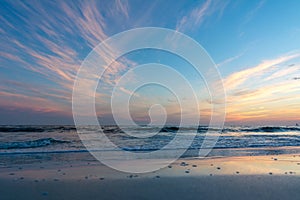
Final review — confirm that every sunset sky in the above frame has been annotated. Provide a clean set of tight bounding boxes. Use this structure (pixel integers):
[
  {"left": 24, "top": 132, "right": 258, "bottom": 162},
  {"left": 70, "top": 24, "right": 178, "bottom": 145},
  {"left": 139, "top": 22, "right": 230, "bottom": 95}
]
[{"left": 1, "top": 0, "right": 300, "bottom": 125}]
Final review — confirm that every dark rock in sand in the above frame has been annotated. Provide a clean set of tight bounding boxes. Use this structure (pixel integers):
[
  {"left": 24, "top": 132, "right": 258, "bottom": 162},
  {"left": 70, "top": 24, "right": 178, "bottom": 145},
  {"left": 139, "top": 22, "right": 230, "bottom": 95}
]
[
  {"left": 42, "top": 192, "right": 48, "bottom": 196},
  {"left": 180, "top": 162, "right": 188, "bottom": 166}
]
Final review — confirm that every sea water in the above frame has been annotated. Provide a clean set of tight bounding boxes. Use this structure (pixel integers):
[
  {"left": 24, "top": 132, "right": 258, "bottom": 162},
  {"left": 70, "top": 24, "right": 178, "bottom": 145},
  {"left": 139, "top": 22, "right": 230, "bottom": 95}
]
[{"left": 1, "top": 125, "right": 300, "bottom": 165}]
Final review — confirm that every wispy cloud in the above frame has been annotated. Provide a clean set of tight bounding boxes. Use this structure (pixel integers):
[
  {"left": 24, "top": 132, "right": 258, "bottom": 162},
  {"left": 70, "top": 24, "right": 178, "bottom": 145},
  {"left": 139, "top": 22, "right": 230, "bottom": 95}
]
[
  {"left": 0, "top": 91, "right": 70, "bottom": 115},
  {"left": 265, "top": 64, "right": 300, "bottom": 81},
  {"left": 0, "top": 0, "right": 132, "bottom": 120},
  {"left": 217, "top": 51, "right": 245, "bottom": 67},
  {"left": 114, "top": 0, "right": 130, "bottom": 19},
  {"left": 176, "top": 0, "right": 212, "bottom": 32},
  {"left": 175, "top": 0, "right": 229, "bottom": 32},
  {"left": 243, "top": 0, "right": 266, "bottom": 25},
  {"left": 224, "top": 52, "right": 300, "bottom": 123},
  {"left": 238, "top": 0, "right": 266, "bottom": 38},
  {"left": 224, "top": 52, "right": 300, "bottom": 91}
]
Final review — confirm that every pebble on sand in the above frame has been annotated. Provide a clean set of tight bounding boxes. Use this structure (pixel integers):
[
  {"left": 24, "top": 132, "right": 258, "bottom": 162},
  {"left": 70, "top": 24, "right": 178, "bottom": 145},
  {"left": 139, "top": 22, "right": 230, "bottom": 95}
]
[
  {"left": 42, "top": 192, "right": 48, "bottom": 196},
  {"left": 192, "top": 165, "right": 197, "bottom": 168},
  {"left": 217, "top": 167, "right": 221, "bottom": 170},
  {"left": 180, "top": 162, "right": 188, "bottom": 166}
]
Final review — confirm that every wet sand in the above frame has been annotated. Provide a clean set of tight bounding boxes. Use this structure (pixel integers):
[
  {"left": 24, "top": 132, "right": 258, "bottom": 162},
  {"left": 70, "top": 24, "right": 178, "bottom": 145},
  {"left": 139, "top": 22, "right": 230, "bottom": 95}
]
[{"left": 1, "top": 154, "right": 300, "bottom": 200}]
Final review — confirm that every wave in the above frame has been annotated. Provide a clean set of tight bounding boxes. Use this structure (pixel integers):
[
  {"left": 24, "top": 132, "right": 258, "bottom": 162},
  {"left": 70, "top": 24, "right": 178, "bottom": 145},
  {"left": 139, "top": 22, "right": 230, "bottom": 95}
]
[
  {"left": 159, "top": 126, "right": 179, "bottom": 133},
  {"left": 239, "top": 126, "right": 300, "bottom": 132},
  {"left": 0, "top": 126, "right": 76, "bottom": 132},
  {"left": 159, "top": 126, "right": 300, "bottom": 133},
  {"left": 0, "top": 138, "right": 70, "bottom": 149},
  {"left": 1, "top": 125, "right": 299, "bottom": 134}
]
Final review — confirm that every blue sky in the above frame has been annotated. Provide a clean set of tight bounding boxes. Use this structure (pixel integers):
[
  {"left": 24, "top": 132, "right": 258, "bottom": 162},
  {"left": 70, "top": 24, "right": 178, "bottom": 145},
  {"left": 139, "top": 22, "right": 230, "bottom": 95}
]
[{"left": 0, "top": 0, "right": 300, "bottom": 125}]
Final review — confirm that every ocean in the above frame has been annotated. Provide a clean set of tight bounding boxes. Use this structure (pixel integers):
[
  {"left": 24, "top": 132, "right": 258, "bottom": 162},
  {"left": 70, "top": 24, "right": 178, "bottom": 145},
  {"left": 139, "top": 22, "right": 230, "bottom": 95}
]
[{"left": 1, "top": 125, "right": 300, "bottom": 166}]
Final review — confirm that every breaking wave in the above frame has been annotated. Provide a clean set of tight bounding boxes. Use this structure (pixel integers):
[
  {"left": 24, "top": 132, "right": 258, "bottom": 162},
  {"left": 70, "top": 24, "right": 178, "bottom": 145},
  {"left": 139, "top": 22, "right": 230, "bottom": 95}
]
[{"left": 0, "top": 138, "right": 70, "bottom": 149}]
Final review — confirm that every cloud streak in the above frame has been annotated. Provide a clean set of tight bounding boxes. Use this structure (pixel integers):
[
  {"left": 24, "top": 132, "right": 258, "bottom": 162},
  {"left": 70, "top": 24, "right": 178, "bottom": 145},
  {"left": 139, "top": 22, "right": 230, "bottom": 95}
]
[
  {"left": 224, "top": 53, "right": 300, "bottom": 91},
  {"left": 224, "top": 52, "right": 300, "bottom": 124},
  {"left": 0, "top": 0, "right": 132, "bottom": 121},
  {"left": 175, "top": 0, "right": 229, "bottom": 32}
]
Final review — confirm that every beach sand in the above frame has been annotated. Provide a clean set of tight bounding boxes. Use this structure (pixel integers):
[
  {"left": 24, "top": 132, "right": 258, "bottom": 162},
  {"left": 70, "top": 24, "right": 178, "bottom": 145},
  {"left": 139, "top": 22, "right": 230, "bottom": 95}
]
[{"left": 1, "top": 153, "right": 300, "bottom": 200}]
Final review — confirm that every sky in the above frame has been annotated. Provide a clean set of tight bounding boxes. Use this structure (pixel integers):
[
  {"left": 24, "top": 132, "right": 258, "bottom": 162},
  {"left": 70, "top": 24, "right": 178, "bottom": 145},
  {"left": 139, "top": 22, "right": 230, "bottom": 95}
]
[{"left": 0, "top": 0, "right": 300, "bottom": 125}]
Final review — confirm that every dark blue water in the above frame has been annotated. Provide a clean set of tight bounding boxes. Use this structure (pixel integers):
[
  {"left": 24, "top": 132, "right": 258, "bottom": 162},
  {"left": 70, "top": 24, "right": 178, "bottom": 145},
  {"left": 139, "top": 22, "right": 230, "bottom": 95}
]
[{"left": 0, "top": 125, "right": 300, "bottom": 157}]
